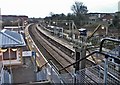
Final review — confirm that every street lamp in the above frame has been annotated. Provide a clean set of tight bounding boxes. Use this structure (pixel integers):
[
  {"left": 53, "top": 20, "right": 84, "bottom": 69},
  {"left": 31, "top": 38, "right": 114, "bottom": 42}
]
[
  {"left": 78, "top": 28, "right": 87, "bottom": 69},
  {"left": 11, "top": 48, "right": 17, "bottom": 51},
  {"left": 0, "top": 48, "right": 7, "bottom": 52},
  {"left": 101, "top": 26, "right": 105, "bottom": 30},
  {"left": 74, "top": 28, "right": 87, "bottom": 71},
  {"left": 65, "top": 22, "right": 68, "bottom": 25},
  {"left": 101, "top": 25, "right": 108, "bottom": 36},
  {"left": 74, "top": 28, "right": 87, "bottom": 84}
]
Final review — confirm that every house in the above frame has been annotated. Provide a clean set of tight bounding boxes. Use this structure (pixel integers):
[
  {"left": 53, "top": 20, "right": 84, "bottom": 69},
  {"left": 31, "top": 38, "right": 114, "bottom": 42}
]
[
  {"left": 0, "top": 29, "right": 26, "bottom": 66},
  {"left": 101, "top": 14, "right": 114, "bottom": 24},
  {"left": 87, "top": 13, "right": 115, "bottom": 24}
]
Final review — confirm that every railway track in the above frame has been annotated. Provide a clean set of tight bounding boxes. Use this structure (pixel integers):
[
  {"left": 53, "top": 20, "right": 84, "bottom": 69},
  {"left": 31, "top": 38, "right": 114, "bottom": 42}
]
[
  {"left": 27, "top": 24, "right": 120, "bottom": 84},
  {"left": 28, "top": 24, "right": 96, "bottom": 73},
  {"left": 36, "top": 26, "right": 75, "bottom": 63},
  {"left": 28, "top": 24, "right": 74, "bottom": 73},
  {"left": 37, "top": 24, "right": 75, "bottom": 58},
  {"left": 36, "top": 24, "right": 97, "bottom": 66}
]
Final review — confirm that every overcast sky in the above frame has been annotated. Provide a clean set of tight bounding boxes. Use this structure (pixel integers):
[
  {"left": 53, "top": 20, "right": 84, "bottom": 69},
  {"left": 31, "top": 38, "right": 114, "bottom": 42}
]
[{"left": 0, "top": 0, "right": 119, "bottom": 18}]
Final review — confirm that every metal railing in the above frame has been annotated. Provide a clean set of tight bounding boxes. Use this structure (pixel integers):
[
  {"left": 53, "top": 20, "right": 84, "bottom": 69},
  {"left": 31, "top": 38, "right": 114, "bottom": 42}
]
[
  {"left": 36, "top": 50, "right": 120, "bottom": 84},
  {"left": 59, "top": 38, "right": 120, "bottom": 85},
  {"left": 99, "top": 38, "right": 120, "bottom": 52},
  {"left": 36, "top": 38, "right": 120, "bottom": 85},
  {"left": 36, "top": 52, "right": 119, "bottom": 84},
  {"left": 36, "top": 60, "right": 65, "bottom": 84},
  {"left": 60, "top": 61, "right": 120, "bottom": 84},
  {"left": 0, "top": 65, "right": 4, "bottom": 84},
  {"left": 0, "top": 66, "right": 12, "bottom": 84}
]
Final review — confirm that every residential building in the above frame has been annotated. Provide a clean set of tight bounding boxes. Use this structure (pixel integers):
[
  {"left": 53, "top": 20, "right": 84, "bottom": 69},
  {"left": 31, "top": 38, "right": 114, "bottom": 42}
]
[
  {"left": 2, "top": 15, "right": 28, "bottom": 28},
  {"left": 101, "top": 14, "right": 114, "bottom": 24},
  {"left": 87, "top": 13, "right": 115, "bottom": 24}
]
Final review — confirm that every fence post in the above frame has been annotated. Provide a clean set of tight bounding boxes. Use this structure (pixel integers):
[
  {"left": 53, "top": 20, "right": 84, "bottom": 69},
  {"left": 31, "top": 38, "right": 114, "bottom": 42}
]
[
  {"left": 32, "top": 51, "right": 37, "bottom": 72},
  {"left": 104, "top": 55, "right": 109, "bottom": 85},
  {"left": 73, "top": 72, "right": 77, "bottom": 85}
]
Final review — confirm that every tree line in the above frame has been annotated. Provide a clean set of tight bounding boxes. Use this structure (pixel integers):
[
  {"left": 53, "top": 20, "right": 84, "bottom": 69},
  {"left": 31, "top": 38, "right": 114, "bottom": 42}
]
[
  {"left": 44, "top": 1, "right": 88, "bottom": 27},
  {"left": 44, "top": 1, "right": 120, "bottom": 30}
]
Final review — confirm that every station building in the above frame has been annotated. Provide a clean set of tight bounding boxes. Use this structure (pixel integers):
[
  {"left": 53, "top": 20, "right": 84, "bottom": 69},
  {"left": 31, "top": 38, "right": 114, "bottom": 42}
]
[{"left": 0, "top": 29, "right": 26, "bottom": 66}]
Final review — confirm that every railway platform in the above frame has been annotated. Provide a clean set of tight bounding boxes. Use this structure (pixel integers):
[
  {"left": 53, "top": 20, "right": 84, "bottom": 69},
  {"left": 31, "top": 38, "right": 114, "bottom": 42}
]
[
  {"left": 11, "top": 32, "right": 36, "bottom": 84},
  {"left": 36, "top": 24, "right": 75, "bottom": 52},
  {"left": 15, "top": 24, "right": 119, "bottom": 85},
  {"left": 11, "top": 30, "right": 49, "bottom": 84},
  {"left": 36, "top": 24, "right": 103, "bottom": 64},
  {"left": 24, "top": 24, "right": 47, "bottom": 68},
  {"left": 12, "top": 57, "right": 36, "bottom": 84}
]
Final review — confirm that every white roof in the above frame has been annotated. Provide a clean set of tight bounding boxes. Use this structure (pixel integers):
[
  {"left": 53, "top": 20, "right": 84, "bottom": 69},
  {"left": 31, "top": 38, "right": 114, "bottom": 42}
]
[{"left": 4, "top": 26, "right": 22, "bottom": 29}]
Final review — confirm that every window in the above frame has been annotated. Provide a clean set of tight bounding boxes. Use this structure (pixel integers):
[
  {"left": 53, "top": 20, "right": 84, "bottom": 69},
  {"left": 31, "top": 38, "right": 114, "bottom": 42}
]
[{"left": 3, "top": 49, "right": 17, "bottom": 60}]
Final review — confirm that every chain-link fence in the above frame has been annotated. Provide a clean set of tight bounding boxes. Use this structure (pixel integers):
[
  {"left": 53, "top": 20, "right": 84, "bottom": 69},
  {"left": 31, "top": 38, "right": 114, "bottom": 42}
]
[{"left": 36, "top": 57, "right": 120, "bottom": 85}]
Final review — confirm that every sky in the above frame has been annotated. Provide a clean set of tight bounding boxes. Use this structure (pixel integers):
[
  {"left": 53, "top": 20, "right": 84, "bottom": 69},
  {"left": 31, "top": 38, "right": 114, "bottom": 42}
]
[{"left": 0, "top": 0, "right": 120, "bottom": 18}]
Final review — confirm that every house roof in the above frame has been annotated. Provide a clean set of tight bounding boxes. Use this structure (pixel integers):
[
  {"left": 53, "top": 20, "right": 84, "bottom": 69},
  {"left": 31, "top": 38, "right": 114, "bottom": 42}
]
[
  {"left": 101, "top": 15, "right": 113, "bottom": 20},
  {"left": 0, "top": 29, "right": 26, "bottom": 48},
  {"left": 4, "top": 26, "right": 20, "bottom": 29}
]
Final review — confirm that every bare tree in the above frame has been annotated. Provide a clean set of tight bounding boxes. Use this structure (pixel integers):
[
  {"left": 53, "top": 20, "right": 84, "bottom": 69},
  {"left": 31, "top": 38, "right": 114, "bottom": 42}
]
[
  {"left": 71, "top": 1, "right": 88, "bottom": 26},
  {"left": 71, "top": 1, "right": 88, "bottom": 16},
  {"left": 49, "top": 12, "right": 54, "bottom": 17}
]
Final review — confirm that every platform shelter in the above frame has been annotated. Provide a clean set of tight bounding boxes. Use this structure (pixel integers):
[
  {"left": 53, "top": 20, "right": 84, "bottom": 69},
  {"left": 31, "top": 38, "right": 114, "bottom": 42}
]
[{"left": 0, "top": 29, "right": 26, "bottom": 66}]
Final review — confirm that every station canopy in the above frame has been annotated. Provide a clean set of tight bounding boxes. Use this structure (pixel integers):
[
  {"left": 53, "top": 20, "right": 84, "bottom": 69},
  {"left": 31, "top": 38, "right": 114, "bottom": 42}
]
[{"left": 0, "top": 29, "right": 26, "bottom": 48}]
